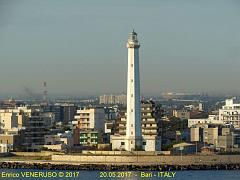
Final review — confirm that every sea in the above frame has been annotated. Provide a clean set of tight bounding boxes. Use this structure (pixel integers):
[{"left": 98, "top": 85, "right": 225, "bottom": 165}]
[{"left": 0, "top": 169, "right": 240, "bottom": 180}]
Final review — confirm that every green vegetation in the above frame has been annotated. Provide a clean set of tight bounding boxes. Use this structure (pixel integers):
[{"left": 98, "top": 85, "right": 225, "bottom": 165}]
[
  {"left": 167, "top": 117, "right": 188, "bottom": 131},
  {"left": 161, "top": 117, "right": 188, "bottom": 150}
]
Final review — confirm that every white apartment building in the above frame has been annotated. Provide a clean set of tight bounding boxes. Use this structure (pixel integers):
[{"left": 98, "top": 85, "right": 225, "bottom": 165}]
[
  {"left": 0, "top": 107, "right": 31, "bottom": 131},
  {"left": 115, "top": 94, "right": 127, "bottom": 105},
  {"left": 188, "top": 115, "right": 222, "bottom": 128},
  {"left": 219, "top": 98, "right": 240, "bottom": 128},
  {"left": 188, "top": 98, "right": 240, "bottom": 129},
  {"left": 73, "top": 107, "right": 105, "bottom": 132},
  {"left": 99, "top": 94, "right": 127, "bottom": 105},
  {"left": 99, "top": 95, "right": 115, "bottom": 104},
  {"left": 0, "top": 111, "right": 18, "bottom": 131}
]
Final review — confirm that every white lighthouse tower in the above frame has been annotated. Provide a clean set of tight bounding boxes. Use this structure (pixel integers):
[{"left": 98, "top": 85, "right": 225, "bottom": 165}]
[{"left": 125, "top": 30, "right": 142, "bottom": 151}]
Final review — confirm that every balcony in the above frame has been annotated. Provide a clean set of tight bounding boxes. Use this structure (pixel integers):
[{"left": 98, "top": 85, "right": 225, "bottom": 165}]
[
  {"left": 119, "top": 132, "right": 126, "bottom": 135},
  {"left": 117, "top": 126, "right": 126, "bottom": 129},
  {"left": 142, "top": 126, "right": 157, "bottom": 130},
  {"left": 79, "top": 121, "right": 90, "bottom": 124},
  {"left": 143, "top": 132, "right": 157, "bottom": 135},
  {"left": 142, "top": 121, "right": 157, "bottom": 124},
  {"left": 79, "top": 136, "right": 87, "bottom": 139},
  {"left": 141, "top": 115, "right": 152, "bottom": 118}
]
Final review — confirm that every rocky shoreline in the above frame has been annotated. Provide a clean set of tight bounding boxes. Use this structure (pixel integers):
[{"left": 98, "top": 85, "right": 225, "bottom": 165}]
[{"left": 0, "top": 162, "right": 240, "bottom": 171}]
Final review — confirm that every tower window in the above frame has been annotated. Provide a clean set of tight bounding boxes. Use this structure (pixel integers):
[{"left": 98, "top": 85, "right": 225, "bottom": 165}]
[{"left": 131, "top": 64, "right": 133, "bottom": 67}]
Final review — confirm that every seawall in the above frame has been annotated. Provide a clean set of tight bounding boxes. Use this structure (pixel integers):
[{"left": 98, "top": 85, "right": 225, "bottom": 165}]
[
  {"left": 52, "top": 154, "right": 240, "bottom": 165},
  {"left": 0, "top": 155, "right": 240, "bottom": 170}
]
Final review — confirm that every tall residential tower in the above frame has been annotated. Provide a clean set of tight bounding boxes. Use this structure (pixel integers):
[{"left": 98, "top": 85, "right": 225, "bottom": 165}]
[{"left": 125, "top": 30, "right": 142, "bottom": 151}]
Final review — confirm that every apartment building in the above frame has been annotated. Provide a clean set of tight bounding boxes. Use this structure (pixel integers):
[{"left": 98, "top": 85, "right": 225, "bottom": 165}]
[
  {"left": 72, "top": 107, "right": 105, "bottom": 146},
  {"left": 73, "top": 107, "right": 105, "bottom": 131},
  {"left": 188, "top": 115, "right": 222, "bottom": 128},
  {"left": 99, "top": 94, "right": 127, "bottom": 105},
  {"left": 172, "top": 109, "right": 191, "bottom": 120},
  {"left": 219, "top": 98, "right": 240, "bottom": 128},
  {"left": 24, "top": 110, "right": 49, "bottom": 151}
]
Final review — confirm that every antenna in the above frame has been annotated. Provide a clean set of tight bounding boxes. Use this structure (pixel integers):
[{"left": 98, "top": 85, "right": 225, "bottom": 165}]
[{"left": 43, "top": 81, "right": 48, "bottom": 103}]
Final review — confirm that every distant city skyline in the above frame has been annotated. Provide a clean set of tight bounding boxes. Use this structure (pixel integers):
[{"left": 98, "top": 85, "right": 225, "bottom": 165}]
[{"left": 1, "top": 0, "right": 240, "bottom": 97}]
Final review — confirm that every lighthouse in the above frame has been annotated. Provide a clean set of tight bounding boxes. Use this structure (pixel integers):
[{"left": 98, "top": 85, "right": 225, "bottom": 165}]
[
  {"left": 110, "top": 31, "right": 161, "bottom": 152},
  {"left": 125, "top": 30, "right": 142, "bottom": 151}
]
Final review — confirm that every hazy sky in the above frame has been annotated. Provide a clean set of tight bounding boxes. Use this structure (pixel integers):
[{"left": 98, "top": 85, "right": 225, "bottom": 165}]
[{"left": 1, "top": 0, "right": 240, "bottom": 96}]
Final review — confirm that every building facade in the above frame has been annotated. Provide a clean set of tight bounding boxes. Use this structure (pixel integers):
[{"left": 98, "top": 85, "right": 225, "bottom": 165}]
[
  {"left": 99, "top": 94, "right": 127, "bottom": 105},
  {"left": 73, "top": 107, "right": 105, "bottom": 131},
  {"left": 173, "top": 109, "right": 191, "bottom": 120},
  {"left": 190, "top": 125, "right": 218, "bottom": 146},
  {"left": 24, "top": 110, "right": 49, "bottom": 151},
  {"left": 0, "top": 134, "right": 21, "bottom": 152},
  {"left": 79, "top": 131, "right": 99, "bottom": 146},
  {"left": 72, "top": 107, "right": 105, "bottom": 146},
  {"left": 188, "top": 115, "right": 222, "bottom": 128},
  {"left": 219, "top": 98, "right": 240, "bottom": 128},
  {"left": 48, "top": 103, "right": 77, "bottom": 124},
  {"left": 111, "top": 101, "right": 162, "bottom": 151}
]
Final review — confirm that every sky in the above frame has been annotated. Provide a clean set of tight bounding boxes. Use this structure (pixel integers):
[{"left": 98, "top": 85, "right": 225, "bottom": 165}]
[{"left": 0, "top": 0, "right": 240, "bottom": 97}]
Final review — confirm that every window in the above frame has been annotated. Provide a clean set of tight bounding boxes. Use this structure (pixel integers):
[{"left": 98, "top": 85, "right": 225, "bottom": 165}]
[
  {"left": 121, "top": 142, "right": 125, "bottom": 145},
  {"left": 143, "top": 142, "right": 146, "bottom": 145}
]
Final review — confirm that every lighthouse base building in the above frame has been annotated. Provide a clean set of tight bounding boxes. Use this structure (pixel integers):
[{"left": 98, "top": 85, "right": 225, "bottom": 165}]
[
  {"left": 111, "top": 100, "right": 162, "bottom": 151},
  {"left": 111, "top": 134, "right": 161, "bottom": 152}
]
